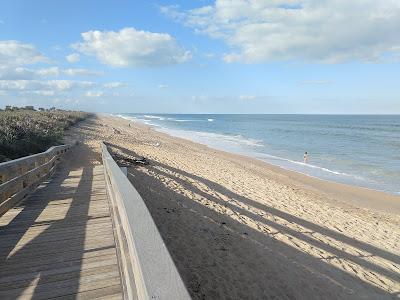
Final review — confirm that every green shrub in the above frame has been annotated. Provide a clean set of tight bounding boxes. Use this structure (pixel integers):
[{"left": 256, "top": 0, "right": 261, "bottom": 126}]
[{"left": 0, "top": 110, "right": 91, "bottom": 162}]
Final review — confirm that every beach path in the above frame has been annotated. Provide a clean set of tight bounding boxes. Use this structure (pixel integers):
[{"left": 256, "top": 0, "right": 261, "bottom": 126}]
[{"left": 0, "top": 143, "right": 124, "bottom": 299}]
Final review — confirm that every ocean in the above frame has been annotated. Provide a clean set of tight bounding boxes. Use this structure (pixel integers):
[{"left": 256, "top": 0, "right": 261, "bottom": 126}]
[{"left": 117, "top": 114, "right": 400, "bottom": 195}]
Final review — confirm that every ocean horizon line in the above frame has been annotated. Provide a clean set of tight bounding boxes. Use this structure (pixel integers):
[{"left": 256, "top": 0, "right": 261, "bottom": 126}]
[{"left": 110, "top": 112, "right": 400, "bottom": 116}]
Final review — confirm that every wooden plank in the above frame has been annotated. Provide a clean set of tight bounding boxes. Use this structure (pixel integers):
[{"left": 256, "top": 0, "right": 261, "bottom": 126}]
[
  {"left": 95, "top": 293, "right": 124, "bottom": 300},
  {"left": 3, "top": 200, "right": 110, "bottom": 214},
  {"left": 24, "top": 196, "right": 109, "bottom": 207},
  {"left": 7, "top": 207, "right": 109, "bottom": 220},
  {"left": 0, "top": 206, "right": 110, "bottom": 230},
  {"left": 0, "top": 257, "right": 119, "bottom": 285},
  {"left": 0, "top": 216, "right": 111, "bottom": 235},
  {"left": 0, "top": 253, "right": 118, "bottom": 278},
  {"left": 17, "top": 197, "right": 109, "bottom": 207},
  {"left": 0, "top": 229, "right": 114, "bottom": 248},
  {"left": 0, "top": 248, "right": 117, "bottom": 278},
  {"left": 0, "top": 239, "right": 116, "bottom": 262},
  {"left": 25, "top": 192, "right": 108, "bottom": 202},
  {"left": 0, "top": 203, "right": 111, "bottom": 219},
  {"left": 0, "top": 218, "right": 112, "bottom": 237},
  {"left": 1, "top": 222, "right": 113, "bottom": 242},
  {"left": 0, "top": 213, "right": 111, "bottom": 228},
  {"left": 0, "top": 226, "right": 114, "bottom": 250},
  {"left": 1, "top": 276, "right": 122, "bottom": 299},
  {"left": 0, "top": 264, "right": 119, "bottom": 291},
  {"left": 0, "top": 246, "right": 116, "bottom": 270},
  {"left": 31, "top": 184, "right": 108, "bottom": 193},
  {"left": 0, "top": 272, "right": 121, "bottom": 298},
  {"left": 26, "top": 190, "right": 108, "bottom": 199},
  {"left": 56, "top": 284, "right": 123, "bottom": 300},
  {"left": 3, "top": 199, "right": 109, "bottom": 216},
  {"left": 0, "top": 231, "right": 115, "bottom": 255},
  {"left": 0, "top": 214, "right": 111, "bottom": 229}
]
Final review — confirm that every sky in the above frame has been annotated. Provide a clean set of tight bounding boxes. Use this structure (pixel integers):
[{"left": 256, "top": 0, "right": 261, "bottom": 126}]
[{"left": 0, "top": 0, "right": 399, "bottom": 114}]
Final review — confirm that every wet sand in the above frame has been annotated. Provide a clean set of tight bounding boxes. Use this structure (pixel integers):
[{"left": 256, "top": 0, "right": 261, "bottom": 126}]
[{"left": 67, "top": 114, "right": 400, "bottom": 299}]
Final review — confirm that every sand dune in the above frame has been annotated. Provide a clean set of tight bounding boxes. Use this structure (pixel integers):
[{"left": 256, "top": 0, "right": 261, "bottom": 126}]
[{"left": 66, "top": 115, "right": 400, "bottom": 299}]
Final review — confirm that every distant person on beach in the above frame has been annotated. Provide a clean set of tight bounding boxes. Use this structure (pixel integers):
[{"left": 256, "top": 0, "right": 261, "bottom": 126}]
[
  {"left": 304, "top": 152, "right": 308, "bottom": 163},
  {"left": 128, "top": 123, "right": 131, "bottom": 127}
]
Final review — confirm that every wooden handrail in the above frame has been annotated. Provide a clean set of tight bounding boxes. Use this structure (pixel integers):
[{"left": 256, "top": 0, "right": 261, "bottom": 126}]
[
  {"left": 0, "top": 144, "right": 72, "bottom": 216},
  {"left": 101, "top": 142, "right": 190, "bottom": 300}
]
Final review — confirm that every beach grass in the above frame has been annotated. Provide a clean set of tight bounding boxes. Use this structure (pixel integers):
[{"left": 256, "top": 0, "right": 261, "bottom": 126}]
[{"left": 0, "top": 109, "right": 91, "bottom": 162}]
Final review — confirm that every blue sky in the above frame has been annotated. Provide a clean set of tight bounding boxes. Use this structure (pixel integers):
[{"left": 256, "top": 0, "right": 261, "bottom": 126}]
[{"left": 0, "top": 0, "right": 399, "bottom": 113}]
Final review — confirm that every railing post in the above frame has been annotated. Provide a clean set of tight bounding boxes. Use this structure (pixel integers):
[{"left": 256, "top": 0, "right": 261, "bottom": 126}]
[{"left": 0, "top": 144, "right": 72, "bottom": 217}]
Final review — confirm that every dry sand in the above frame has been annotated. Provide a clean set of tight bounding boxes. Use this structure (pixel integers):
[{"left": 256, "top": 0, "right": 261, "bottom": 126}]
[{"left": 66, "top": 114, "right": 400, "bottom": 299}]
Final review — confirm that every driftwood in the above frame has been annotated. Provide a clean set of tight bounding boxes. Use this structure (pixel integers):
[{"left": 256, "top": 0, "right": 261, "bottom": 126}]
[
  {"left": 111, "top": 152, "right": 149, "bottom": 167},
  {"left": 103, "top": 142, "right": 150, "bottom": 167}
]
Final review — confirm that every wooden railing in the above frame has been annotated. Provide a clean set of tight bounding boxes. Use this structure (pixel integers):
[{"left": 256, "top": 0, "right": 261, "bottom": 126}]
[
  {"left": 0, "top": 145, "right": 71, "bottom": 216},
  {"left": 101, "top": 142, "right": 190, "bottom": 300}
]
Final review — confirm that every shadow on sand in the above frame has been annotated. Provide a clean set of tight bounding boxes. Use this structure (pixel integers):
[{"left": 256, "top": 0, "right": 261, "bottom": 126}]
[{"left": 109, "top": 143, "right": 398, "bottom": 300}]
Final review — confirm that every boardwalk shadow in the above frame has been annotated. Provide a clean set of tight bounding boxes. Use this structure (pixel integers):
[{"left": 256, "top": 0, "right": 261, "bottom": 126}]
[
  {"left": 0, "top": 144, "right": 96, "bottom": 299},
  {"left": 108, "top": 143, "right": 398, "bottom": 299}
]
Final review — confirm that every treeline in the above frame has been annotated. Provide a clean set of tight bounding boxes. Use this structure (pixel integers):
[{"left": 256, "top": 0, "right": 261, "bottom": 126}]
[{"left": 0, "top": 108, "right": 91, "bottom": 162}]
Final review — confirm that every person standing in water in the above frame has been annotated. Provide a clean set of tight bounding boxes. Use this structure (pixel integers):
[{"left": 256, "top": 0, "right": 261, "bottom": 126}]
[{"left": 303, "top": 152, "right": 308, "bottom": 163}]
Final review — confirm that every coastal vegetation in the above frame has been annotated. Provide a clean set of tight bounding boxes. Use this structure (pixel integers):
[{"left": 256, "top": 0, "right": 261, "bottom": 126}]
[{"left": 0, "top": 107, "right": 90, "bottom": 162}]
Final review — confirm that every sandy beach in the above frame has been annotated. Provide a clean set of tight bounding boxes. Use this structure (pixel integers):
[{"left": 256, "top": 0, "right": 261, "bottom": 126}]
[{"left": 66, "top": 114, "right": 400, "bottom": 299}]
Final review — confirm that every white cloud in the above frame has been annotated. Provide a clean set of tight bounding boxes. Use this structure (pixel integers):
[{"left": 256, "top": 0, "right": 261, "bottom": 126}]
[
  {"left": 63, "top": 68, "right": 102, "bottom": 76},
  {"left": 26, "top": 90, "right": 56, "bottom": 96},
  {"left": 239, "top": 95, "right": 256, "bottom": 100},
  {"left": 0, "top": 67, "right": 34, "bottom": 80},
  {"left": 104, "top": 82, "right": 123, "bottom": 89},
  {"left": 0, "top": 66, "right": 101, "bottom": 79},
  {"left": 0, "top": 80, "right": 95, "bottom": 92},
  {"left": 66, "top": 53, "right": 80, "bottom": 63},
  {"left": 162, "top": 1, "right": 400, "bottom": 63},
  {"left": 158, "top": 84, "right": 168, "bottom": 89},
  {"left": 73, "top": 27, "right": 191, "bottom": 67},
  {"left": 85, "top": 90, "right": 104, "bottom": 97},
  {"left": 36, "top": 67, "right": 60, "bottom": 77},
  {"left": 48, "top": 80, "right": 74, "bottom": 91},
  {"left": 0, "top": 80, "right": 42, "bottom": 91},
  {"left": 0, "top": 40, "right": 48, "bottom": 66},
  {"left": 37, "top": 90, "right": 55, "bottom": 96}
]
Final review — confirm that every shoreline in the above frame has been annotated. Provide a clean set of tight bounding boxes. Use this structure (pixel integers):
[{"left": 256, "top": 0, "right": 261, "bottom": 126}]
[
  {"left": 114, "top": 113, "right": 399, "bottom": 197},
  {"left": 68, "top": 114, "right": 400, "bottom": 298},
  {"left": 111, "top": 113, "right": 400, "bottom": 215}
]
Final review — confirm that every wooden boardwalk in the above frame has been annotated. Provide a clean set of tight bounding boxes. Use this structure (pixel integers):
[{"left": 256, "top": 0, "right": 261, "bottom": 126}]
[{"left": 0, "top": 155, "right": 123, "bottom": 299}]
